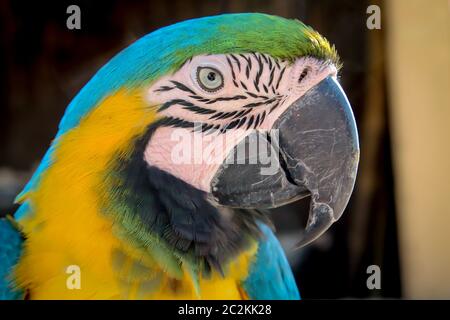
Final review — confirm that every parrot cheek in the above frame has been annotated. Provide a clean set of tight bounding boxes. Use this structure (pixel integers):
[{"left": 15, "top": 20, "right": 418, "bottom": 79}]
[{"left": 143, "top": 126, "right": 253, "bottom": 193}]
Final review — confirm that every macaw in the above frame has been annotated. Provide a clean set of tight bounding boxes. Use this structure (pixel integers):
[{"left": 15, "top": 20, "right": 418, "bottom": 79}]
[{"left": 0, "top": 13, "right": 359, "bottom": 300}]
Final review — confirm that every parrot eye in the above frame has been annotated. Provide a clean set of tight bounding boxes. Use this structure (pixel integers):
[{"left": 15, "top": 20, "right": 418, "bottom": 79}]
[{"left": 196, "top": 66, "right": 224, "bottom": 92}]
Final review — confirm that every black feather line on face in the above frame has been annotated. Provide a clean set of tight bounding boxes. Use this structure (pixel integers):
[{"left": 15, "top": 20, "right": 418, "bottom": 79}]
[
  {"left": 271, "top": 86, "right": 276, "bottom": 95},
  {"left": 275, "top": 66, "right": 286, "bottom": 90},
  {"left": 226, "top": 56, "right": 236, "bottom": 82},
  {"left": 268, "top": 67, "right": 275, "bottom": 88},
  {"left": 209, "top": 112, "right": 224, "bottom": 120},
  {"left": 230, "top": 54, "right": 241, "bottom": 72},
  {"left": 106, "top": 121, "right": 269, "bottom": 274},
  {"left": 246, "top": 115, "right": 255, "bottom": 129},
  {"left": 221, "top": 118, "right": 241, "bottom": 132},
  {"left": 183, "top": 105, "right": 216, "bottom": 115},
  {"left": 246, "top": 91, "right": 258, "bottom": 98},
  {"left": 231, "top": 109, "right": 249, "bottom": 120},
  {"left": 275, "top": 59, "right": 281, "bottom": 70},
  {"left": 239, "top": 54, "right": 252, "bottom": 79},
  {"left": 216, "top": 111, "right": 238, "bottom": 120},
  {"left": 159, "top": 99, "right": 193, "bottom": 112},
  {"left": 205, "top": 95, "right": 247, "bottom": 104},
  {"left": 260, "top": 110, "right": 267, "bottom": 124},
  {"left": 253, "top": 80, "right": 260, "bottom": 93},
  {"left": 236, "top": 116, "right": 247, "bottom": 129},
  {"left": 243, "top": 97, "right": 277, "bottom": 109},
  {"left": 254, "top": 53, "right": 263, "bottom": 92},
  {"left": 254, "top": 113, "right": 261, "bottom": 128},
  {"left": 154, "top": 85, "right": 174, "bottom": 93},
  {"left": 170, "top": 80, "right": 196, "bottom": 95},
  {"left": 160, "top": 116, "right": 196, "bottom": 128},
  {"left": 261, "top": 53, "right": 269, "bottom": 64},
  {"left": 269, "top": 101, "right": 280, "bottom": 114}
]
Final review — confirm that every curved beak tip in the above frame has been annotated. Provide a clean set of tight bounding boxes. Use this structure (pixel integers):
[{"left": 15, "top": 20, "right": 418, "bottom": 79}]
[
  {"left": 294, "top": 202, "right": 335, "bottom": 249},
  {"left": 276, "top": 76, "right": 359, "bottom": 249}
]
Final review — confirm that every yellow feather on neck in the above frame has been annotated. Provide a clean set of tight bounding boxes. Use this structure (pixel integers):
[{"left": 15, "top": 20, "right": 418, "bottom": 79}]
[{"left": 14, "top": 88, "right": 256, "bottom": 299}]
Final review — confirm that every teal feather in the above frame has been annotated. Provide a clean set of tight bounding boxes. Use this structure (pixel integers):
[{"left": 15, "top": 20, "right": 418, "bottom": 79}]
[
  {"left": 243, "top": 223, "right": 300, "bottom": 300},
  {"left": 0, "top": 218, "right": 24, "bottom": 300}
]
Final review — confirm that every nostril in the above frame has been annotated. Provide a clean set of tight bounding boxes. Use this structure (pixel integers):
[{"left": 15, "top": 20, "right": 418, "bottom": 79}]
[{"left": 298, "top": 67, "right": 311, "bottom": 83}]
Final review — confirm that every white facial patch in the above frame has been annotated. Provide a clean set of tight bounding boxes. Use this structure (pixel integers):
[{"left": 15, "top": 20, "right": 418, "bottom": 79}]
[{"left": 143, "top": 53, "right": 337, "bottom": 192}]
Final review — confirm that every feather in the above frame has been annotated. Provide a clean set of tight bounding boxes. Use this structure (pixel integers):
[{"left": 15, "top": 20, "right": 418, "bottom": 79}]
[
  {"left": 242, "top": 223, "right": 300, "bottom": 300},
  {"left": 0, "top": 217, "right": 25, "bottom": 300}
]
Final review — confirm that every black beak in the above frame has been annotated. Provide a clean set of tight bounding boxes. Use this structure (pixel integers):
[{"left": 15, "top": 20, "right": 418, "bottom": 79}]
[{"left": 211, "top": 76, "right": 359, "bottom": 247}]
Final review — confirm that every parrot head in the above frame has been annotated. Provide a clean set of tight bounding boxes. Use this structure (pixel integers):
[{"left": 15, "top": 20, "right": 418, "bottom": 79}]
[
  {"left": 18, "top": 13, "right": 359, "bottom": 273},
  {"left": 138, "top": 14, "right": 359, "bottom": 248},
  {"left": 147, "top": 53, "right": 359, "bottom": 249}
]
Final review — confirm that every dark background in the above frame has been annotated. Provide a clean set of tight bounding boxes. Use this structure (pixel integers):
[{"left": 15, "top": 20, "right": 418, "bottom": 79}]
[{"left": 0, "top": 0, "right": 400, "bottom": 298}]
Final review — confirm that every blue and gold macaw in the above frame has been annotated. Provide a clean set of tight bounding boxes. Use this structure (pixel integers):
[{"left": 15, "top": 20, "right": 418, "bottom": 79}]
[{"left": 0, "top": 13, "right": 359, "bottom": 300}]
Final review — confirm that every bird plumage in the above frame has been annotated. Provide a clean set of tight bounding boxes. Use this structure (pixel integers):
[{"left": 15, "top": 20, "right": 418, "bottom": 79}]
[
  {"left": 1, "top": 13, "right": 347, "bottom": 299},
  {"left": 0, "top": 218, "right": 24, "bottom": 299}
]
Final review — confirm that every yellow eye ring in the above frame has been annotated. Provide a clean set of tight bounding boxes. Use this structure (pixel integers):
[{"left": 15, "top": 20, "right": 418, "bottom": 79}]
[{"left": 196, "top": 66, "right": 224, "bottom": 92}]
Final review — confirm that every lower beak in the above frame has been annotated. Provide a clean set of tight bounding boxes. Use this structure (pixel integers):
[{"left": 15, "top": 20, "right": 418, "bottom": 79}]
[{"left": 211, "top": 76, "right": 359, "bottom": 247}]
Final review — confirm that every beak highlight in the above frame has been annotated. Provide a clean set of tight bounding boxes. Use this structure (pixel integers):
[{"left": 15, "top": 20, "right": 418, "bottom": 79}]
[{"left": 212, "top": 76, "right": 359, "bottom": 248}]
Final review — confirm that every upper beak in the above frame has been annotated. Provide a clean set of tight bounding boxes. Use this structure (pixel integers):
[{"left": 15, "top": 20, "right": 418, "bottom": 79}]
[
  {"left": 211, "top": 76, "right": 359, "bottom": 248},
  {"left": 273, "top": 76, "right": 359, "bottom": 247}
]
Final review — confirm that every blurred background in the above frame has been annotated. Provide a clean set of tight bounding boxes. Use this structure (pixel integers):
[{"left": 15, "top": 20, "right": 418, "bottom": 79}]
[{"left": 0, "top": 0, "right": 448, "bottom": 299}]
